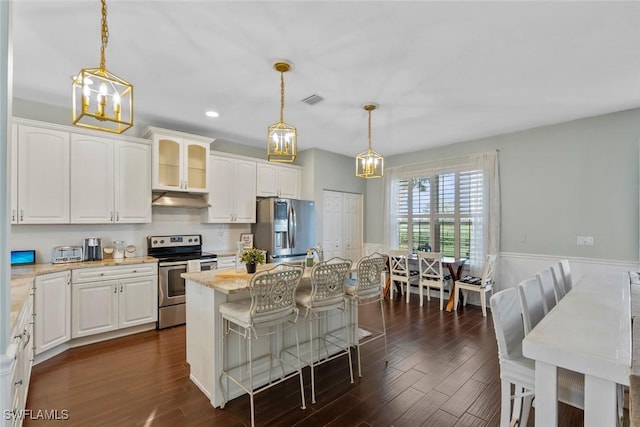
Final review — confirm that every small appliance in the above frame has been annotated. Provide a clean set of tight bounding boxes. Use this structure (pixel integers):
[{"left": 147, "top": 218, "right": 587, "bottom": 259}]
[
  {"left": 11, "top": 250, "right": 36, "bottom": 266},
  {"left": 52, "top": 246, "right": 83, "bottom": 264},
  {"left": 83, "top": 237, "right": 103, "bottom": 261}
]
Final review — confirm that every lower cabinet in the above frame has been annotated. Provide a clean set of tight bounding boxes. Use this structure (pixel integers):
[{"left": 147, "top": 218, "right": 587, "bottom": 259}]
[
  {"left": 7, "top": 292, "right": 34, "bottom": 427},
  {"left": 35, "top": 271, "right": 71, "bottom": 355},
  {"left": 71, "top": 264, "right": 158, "bottom": 339}
]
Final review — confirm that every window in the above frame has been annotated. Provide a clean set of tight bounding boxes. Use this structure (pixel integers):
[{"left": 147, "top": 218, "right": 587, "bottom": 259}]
[{"left": 395, "top": 169, "right": 484, "bottom": 260}]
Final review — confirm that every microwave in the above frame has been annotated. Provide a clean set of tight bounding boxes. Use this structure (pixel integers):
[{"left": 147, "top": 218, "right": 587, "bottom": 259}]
[{"left": 52, "top": 246, "right": 83, "bottom": 264}]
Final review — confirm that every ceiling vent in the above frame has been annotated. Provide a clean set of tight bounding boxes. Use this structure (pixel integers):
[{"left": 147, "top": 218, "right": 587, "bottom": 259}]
[{"left": 301, "top": 94, "right": 324, "bottom": 106}]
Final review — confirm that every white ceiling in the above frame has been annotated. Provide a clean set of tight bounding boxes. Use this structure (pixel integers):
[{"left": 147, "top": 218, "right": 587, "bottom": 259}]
[{"left": 10, "top": 1, "right": 640, "bottom": 157}]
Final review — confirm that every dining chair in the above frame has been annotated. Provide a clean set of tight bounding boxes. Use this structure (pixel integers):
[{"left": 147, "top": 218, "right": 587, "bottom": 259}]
[
  {"left": 388, "top": 250, "right": 419, "bottom": 303},
  {"left": 517, "top": 277, "right": 547, "bottom": 334},
  {"left": 294, "top": 257, "right": 354, "bottom": 404},
  {"left": 345, "top": 252, "right": 388, "bottom": 377},
  {"left": 535, "top": 269, "right": 557, "bottom": 314},
  {"left": 454, "top": 254, "right": 497, "bottom": 317},
  {"left": 490, "top": 288, "right": 584, "bottom": 427},
  {"left": 219, "top": 264, "right": 306, "bottom": 427},
  {"left": 417, "top": 251, "right": 447, "bottom": 309},
  {"left": 550, "top": 263, "right": 567, "bottom": 301},
  {"left": 559, "top": 259, "right": 573, "bottom": 292}
]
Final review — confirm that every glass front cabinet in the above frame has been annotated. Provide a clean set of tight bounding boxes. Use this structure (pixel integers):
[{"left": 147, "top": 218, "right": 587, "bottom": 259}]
[{"left": 145, "top": 126, "right": 213, "bottom": 193}]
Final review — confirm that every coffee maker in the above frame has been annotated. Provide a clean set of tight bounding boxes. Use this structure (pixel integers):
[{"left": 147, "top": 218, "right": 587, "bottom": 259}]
[{"left": 84, "top": 237, "right": 103, "bottom": 261}]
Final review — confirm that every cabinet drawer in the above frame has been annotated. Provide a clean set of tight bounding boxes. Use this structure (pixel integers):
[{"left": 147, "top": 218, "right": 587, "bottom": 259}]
[
  {"left": 72, "top": 263, "right": 158, "bottom": 283},
  {"left": 216, "top": 256, "right": 236, "bottom": 269}
]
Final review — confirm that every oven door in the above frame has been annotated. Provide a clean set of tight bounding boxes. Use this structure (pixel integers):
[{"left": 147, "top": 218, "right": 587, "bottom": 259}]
[{"left": 158, "top": 263, "right": 187, "bottom": 307}]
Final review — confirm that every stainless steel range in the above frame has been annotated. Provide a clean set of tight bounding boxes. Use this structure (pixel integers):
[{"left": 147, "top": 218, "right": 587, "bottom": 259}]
[{"left": 147, "top": 234, "right": 217, "bottom": 329}]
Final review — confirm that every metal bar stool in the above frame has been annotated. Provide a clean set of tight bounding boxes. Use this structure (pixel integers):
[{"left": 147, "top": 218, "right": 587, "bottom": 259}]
[{"left": 219, "top": 264, "right": 306, "bottom": 427}]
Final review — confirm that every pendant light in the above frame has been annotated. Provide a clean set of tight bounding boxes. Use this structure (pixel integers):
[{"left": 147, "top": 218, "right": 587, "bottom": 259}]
[
  {"left": 355, "top": 103, "right": 384, "bottom": 178},
  {"left": 72, "top": 0, "right": 133, "bottom": 134},
  {"left": 267, "top": 60, "right": 297, "bottom": 162}
]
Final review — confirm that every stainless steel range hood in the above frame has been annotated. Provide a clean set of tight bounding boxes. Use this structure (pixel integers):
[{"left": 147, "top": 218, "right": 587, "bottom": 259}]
[{"left": 151, "top": 192, "right": 211, "bottom": 208}]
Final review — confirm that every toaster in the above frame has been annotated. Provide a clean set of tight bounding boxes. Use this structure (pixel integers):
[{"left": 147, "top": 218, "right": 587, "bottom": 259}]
[{"left": 52, "top": 246, "right": 83, "bottom": 264}]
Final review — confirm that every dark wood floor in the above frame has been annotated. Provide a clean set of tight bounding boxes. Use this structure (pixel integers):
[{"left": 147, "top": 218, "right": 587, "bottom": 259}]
[{"left": 25, "top": 292, "right": 591, "bottom": 426}]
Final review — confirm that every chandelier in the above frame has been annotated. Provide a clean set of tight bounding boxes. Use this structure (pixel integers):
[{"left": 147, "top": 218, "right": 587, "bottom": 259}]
[
  {"left": 355, "top": 103, "right": 384, "bottom": 178},
  {"left": 267, "top": 60, "right": 297, "bottom": 162},
  {"left": 72, "top": 0, "right": 133, "bottom": 134}
]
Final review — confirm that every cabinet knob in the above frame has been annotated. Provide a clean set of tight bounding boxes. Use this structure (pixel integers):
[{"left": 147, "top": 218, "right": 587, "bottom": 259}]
[
  {"left": 11, "top": 209, "right": 16, "bottom": 222},
  {"left": 114, "top": 286, "right": 117, "bottom": 294},
  {"left": 116, "top": 212, "right": 119, "bottom": 222},
  {"left": 110, "top": 211, "right": 114, "bottom": 222},
  {"left": 120, "top": 285, "right": 123, "bottom": 292},
  {"left": 20, "top": 210, "right": 24, "bottom": 221}
]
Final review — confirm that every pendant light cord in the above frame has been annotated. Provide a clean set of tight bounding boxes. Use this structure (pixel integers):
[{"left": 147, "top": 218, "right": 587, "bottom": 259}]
[
  {"left": 280, "top": 71, "right": 285, "bottom": 123},
  {"left": 99, "top": 0, "right": 109, "bottom": 71},
  {"left": 368, "top": 109, "right": 372, "bottom": 151}
]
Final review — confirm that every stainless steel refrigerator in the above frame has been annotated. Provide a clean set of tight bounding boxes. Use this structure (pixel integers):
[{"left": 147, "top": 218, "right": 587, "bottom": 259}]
[{"left": 252, "top": 198, "right": 315, "bottom": 263}]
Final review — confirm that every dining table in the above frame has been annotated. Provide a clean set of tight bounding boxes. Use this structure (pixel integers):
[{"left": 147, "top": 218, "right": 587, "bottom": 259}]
[{"left": 522, "top": 271, "right": 631, "bottom": 427}]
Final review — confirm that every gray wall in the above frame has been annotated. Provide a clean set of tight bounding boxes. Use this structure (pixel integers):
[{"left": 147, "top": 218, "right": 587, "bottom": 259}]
[{"left": 367, "top": 108, "right": 640, "bottom": 262}]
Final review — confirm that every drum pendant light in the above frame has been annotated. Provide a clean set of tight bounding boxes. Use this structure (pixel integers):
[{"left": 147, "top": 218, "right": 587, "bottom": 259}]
[
  {"left": 267, "top": 60, "right": 297, "bottom": 162},
  {"left": 72, "top": 0, "right": 133, "bottom": 134},
  {"left": 355, "top": 103, "right": 384, "bottom": 178}
]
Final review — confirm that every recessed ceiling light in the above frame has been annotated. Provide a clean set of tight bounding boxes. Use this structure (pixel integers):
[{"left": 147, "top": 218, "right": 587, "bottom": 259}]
[{"left": 205, "top": 111, "right": 219, "bottom": 118}]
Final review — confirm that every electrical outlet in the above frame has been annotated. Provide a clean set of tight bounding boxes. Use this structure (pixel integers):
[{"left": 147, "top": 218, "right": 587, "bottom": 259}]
[{"left": 576, "top": 236, "right": 594, "bottom": 246}]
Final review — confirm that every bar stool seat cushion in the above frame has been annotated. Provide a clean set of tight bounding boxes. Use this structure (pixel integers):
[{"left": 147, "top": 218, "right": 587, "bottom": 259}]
[
  {"left": 219, "top": 300, "right": 295, "bottom": 327},
  {"left": 295, "top": 288, "right": 343, "bottom": 308}
]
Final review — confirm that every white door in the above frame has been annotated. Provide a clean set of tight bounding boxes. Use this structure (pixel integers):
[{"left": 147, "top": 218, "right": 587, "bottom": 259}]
[
  {"left": 277, "top": 166, "right": 300, "bottom": 199},
  {"left": 115, "top": 140, "right": 152, "bottom": 223},
  {"left": 207, "top": 156, "right": 235, "bottom": 222},
  {"left": 233, "top": 159, "right": 257, "bottom": 222},
  {"left": 323, "top": 190, "right": 344, "bottom": 259},
  {"left": 70, "top": 134, "right": 115, "bottom": 223},
  {"left": 118, "top": 275, "right": 158, "bottom": 328},
  {"left": 35, "top": 271, "right": 71, "bottom": 354},
  {"left": 17, "top": 125, "right": 70, "bottom": 223},
  {"left": 344, "top": 193, "right": 363, "bottom": 262},
  {"left": 72, "top": 280, "right": 119, "bottom": 338}
]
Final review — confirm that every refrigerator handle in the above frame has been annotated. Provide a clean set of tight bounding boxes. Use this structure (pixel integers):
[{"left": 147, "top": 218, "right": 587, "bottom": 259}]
[{"left": 289, "top": 203, "right": 296, "bottom": 248}]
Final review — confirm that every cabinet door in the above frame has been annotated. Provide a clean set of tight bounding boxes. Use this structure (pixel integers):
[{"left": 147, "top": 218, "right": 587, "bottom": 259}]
[
  {"left": 72, "top": 280, "right": 119, "bottom": 338},
  {"left": 277, "top": 167, "right": 300, "bottom": 199},
  {"left": 118, "top": 275, "right": 158, "bottom": 328},
  {"left": 10, "top": 124, "right": 17, "bottom": 224},
  {"left": 115, "top": 141, "right": 152, "bottom": 223},
  {"left": 184, "top": 140, "right": 209, "bottom": 193},
  {"left": 17, "top": 125, "right": 70, "bottom": 223},
  {"left": 234, "top": 159, "right": 257, "bottom": 222},
  {"left": 70, "top": 134, "right": 115, "bottom": 223},
  {"left": 256, "top": 163, "right": 279, "bottom": 197},
  {"left": 207, "top": 156, "right": 235, "bottom": 223},
  {"left": 153, "top": 136, "right": 183, "bottom": 191},
  {"left": 35, "top": 271, "right": 71, "bottom": 354}
]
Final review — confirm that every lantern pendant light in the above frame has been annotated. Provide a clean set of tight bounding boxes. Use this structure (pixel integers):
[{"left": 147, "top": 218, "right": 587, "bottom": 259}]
[
  {"left": 72, "top": 0, "right": 133, "bottom": 134},
  {"left": 267, "top": 60, "right": 297, "bottom": 162},
  {"left": 355, "top": 103, "right": 384, "bottom": 178}
]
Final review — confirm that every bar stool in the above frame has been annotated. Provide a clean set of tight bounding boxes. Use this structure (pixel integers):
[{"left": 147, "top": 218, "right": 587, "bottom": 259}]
[
  {"left": 345, "top": 252, "right": 388, "bottom": 377},
  {"left": 295, "top": 257, "right": 353, "bottom": 404},
  {"left": 219, "top": 264, "right": 306, "bottom": 427}
]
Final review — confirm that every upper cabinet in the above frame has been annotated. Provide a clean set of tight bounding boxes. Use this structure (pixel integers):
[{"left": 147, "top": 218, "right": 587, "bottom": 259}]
[
  {"left": 11, "top": 119, "right": 152, "bottom": 225},
  {"left": 256, "top": 162, "right": 301, "bottom": 199},
  {"left": 15, "top": 124, "right": 70, "bottom": 224},
  {"left": 206, "top": 154, "right": 256, "bottom": 223},
  {"left": 70, "top": 134, "right": 151, "bottom": 223},
  {"left": 145, "top": 126, "right": 214, "bottom": 193}
]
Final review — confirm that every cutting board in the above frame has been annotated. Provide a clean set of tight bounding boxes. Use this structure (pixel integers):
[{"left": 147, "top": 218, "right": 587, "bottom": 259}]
[{"left": 215, "top": 268, "right": 253, "bottom": 280}]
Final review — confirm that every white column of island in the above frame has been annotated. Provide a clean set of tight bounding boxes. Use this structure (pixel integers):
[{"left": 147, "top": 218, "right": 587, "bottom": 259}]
[{"left": 181, "top": 265, "right": 355, "bottom": 408}]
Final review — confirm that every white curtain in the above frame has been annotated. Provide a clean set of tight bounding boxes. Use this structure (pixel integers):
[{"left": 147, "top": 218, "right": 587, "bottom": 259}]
[{"left": 383, "top": 151, "right": 500, "bottom": 276}]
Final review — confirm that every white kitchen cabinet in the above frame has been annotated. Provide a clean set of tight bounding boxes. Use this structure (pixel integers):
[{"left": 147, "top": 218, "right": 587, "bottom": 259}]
[
  {"left": 5, "top": 293, "right": 34, "bottom": 427},
  {"left": 71, "top": 263, "right": 158, "bottom": 338},
  {"left": 256, "top": 162, "right": 301, "bottom": 199},
  {"left": 207, "top": 154, "right": 256, "bottom": 223},
  {"left": 16, "top": 124, "right": 70, "bottom": 223},
  {"left": 70, "top": 135, "right": 151, "bottom": 223},
  {"left": 322, "top": 190, "right": 363, "bottom": 261},
  {"left": 35, "top": 271, "right": 71, "bottom": 355},
  {"left": 145, "top": 126, "right": 214, "bottom": 193},
  {"left": 10, "top": 124, "right": 18, "bottom": 224}
]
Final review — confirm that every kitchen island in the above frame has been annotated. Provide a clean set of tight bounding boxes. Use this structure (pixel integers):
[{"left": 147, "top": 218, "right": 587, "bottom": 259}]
[{"left": 182, "top": 265, "right": 355, "bottom": 408}]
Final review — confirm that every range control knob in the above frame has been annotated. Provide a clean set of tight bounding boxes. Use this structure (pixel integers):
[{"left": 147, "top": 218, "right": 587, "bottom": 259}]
[
  {"left": 188, "top": 238, "right": 192, "bottom": 243},
  {"left": 153, "top": 240, "right": 158, "bottom": 245},
  {"left": 160, "top": 239, "right": 165, "bottom": 244}
]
